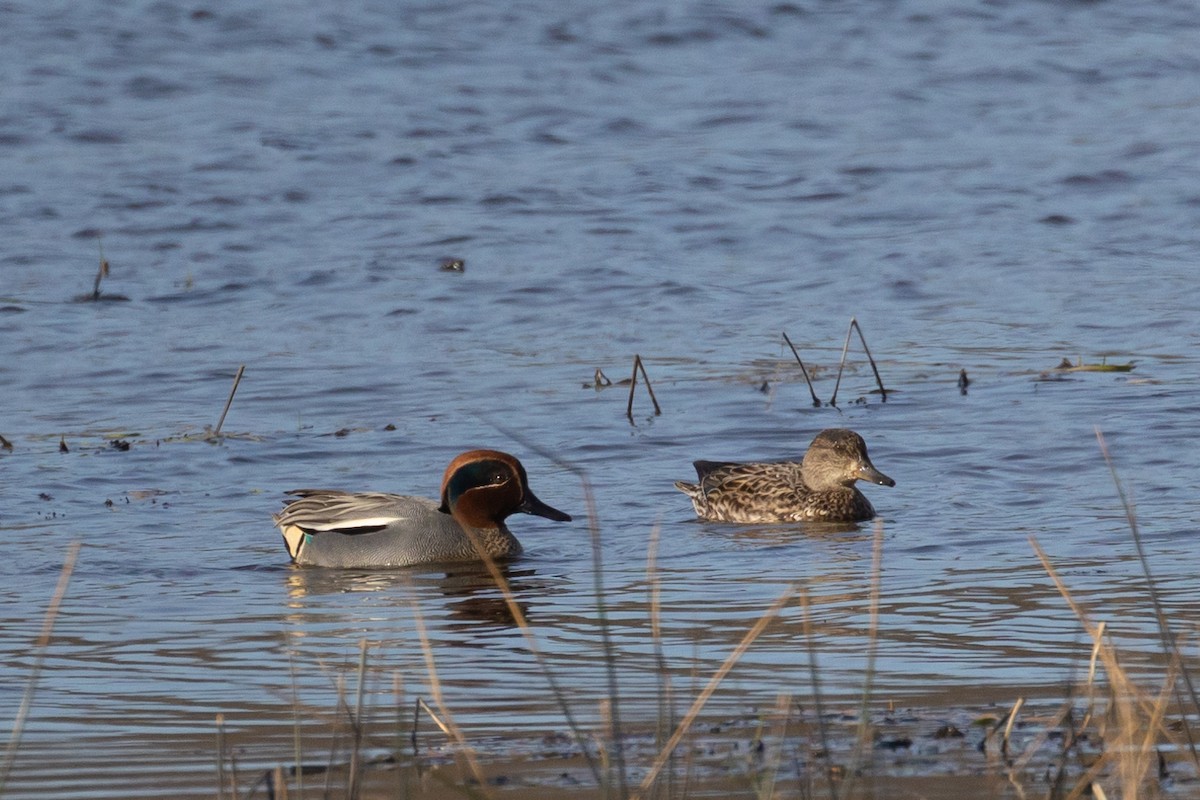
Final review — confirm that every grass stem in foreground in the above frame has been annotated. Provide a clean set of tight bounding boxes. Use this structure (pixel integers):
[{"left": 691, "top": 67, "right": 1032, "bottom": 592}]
[
  {"left": 0, "top": 541, "right": 81, "bottom": 794},
  {"left": 634, "top": 583, "right": 796, "bottom": 798},
  {"left": 1095, "top": 427, "right": 1200, "bottom": 764}
]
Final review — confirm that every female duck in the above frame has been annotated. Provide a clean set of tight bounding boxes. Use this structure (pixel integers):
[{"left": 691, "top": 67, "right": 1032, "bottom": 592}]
[
  {"left": 674, "top": 429, "right": 894, "bottom": 523},
  {"left": 275, "top": 449, "right": 571, "bottom": 567}
]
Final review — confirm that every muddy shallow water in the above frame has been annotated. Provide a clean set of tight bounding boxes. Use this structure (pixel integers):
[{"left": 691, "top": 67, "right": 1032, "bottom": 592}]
[{"left": 3, "top": 1, "right": 1200, "bottom": 797}]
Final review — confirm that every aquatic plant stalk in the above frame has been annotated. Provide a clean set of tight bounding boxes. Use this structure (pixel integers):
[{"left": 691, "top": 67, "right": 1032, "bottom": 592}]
[
  {"left": 625, "top": 354, "right": 662, "bottom": 421},
  {"left": 781, "top": 330, "right": 821, "bottom": 407},
  {"left": 214, "top": 364, "right": 246, "bottom": 436},
  {"left": 0, "top": 541, "right": 81, "bottom": 794},
  {"left": 830, "top": 317, "right": 887, "bottom": 406},
  {"left": 92, "top": 238, "right": 109, "bottom": 300}
]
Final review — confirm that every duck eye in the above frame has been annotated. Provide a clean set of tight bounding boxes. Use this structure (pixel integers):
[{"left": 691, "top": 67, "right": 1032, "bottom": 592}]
[{"left": 490, "top": 471, "right": 508, "bottom": 485}]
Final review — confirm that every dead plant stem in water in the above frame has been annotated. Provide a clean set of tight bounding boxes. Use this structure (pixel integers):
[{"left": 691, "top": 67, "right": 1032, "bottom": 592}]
[
  {"left": 781, "top": 330, "right": 821, "bottom": 407},
  {"left": 0, "top": 541, "right": 81, "bottom": 794},
  {"left": 625, "top": 354, "right": 662, "bottom": 421},
  {"left": 830, "top": 317, "right": 888, "bottom": 406},
  {"left": 213, "top": 364, "right": 246, "bottom": 436}
]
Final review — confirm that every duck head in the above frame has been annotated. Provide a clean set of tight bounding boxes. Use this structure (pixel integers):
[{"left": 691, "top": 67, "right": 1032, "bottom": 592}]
[
  {"left": 801, "top": 429, "right": 895, "bottom": 491},
  {"left": 438, "top": 449, "right": 572, "bottom": 528}
]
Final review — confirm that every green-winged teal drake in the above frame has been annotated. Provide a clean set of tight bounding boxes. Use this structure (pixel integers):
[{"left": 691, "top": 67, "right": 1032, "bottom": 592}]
[
  {"left": 674, "top": 429, "right": 894, "bottom": 523},
  {"left": 275, "top": 449, "right": 571, "bottom": 567}
]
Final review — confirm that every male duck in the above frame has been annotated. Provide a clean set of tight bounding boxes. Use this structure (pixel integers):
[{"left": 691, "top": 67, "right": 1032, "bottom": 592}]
[
  {"left": 274, "top": 449, "right": 571, "bottom": 567},
  {"left": 674, "top": 428, "right": 894, "bottom": 523}
]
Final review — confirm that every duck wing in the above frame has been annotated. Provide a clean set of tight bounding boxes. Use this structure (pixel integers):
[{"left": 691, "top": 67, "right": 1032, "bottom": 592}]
[{"left": 274, "top": 490, "right": 441, "bottom": 534}]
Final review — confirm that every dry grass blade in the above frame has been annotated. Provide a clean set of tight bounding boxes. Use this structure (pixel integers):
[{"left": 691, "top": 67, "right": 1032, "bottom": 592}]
[
  {"left": 287, "top": 649, "right": 305, "bottom": 800},
  {"left": 799, "top": 588, "right": 839, "bottom": 800},
  {"left": 842, "top": 521, "right": 885, "bottom": 798},
  {"left": 634, "top": 583, "right": 796, "bottom": 798},
  {"left": 781, "top": 330, "right": 821, "bottom": 407},
  {"left": 645, "top": 524, "right": 677, "bottom": 800},
  {"left": 1032, "top": 536, "right": 1184, "bottom": 799},
  {"left": 582, "top": 469, "right": 630, "bottom": 799},
  {"left": 0, "top": 541, "right": 81, "bottom": 793},
  {"left": 454, "top": 525, "right": 603, "bottom": 786},
  {"left": 830, "top": 317, "right": 888, "bottom": 406},
  {"left": 347, "top": 639, "right": 368, "bottom": 800},
  {"left": 408, "top": 593, "right": 491, "bottom": 795},
  {"left": 216, "top": 713, "right": 227, "bottom": 800},
  {"left": 1095, "top": 427, "right": 1200, "bottom": 762}
]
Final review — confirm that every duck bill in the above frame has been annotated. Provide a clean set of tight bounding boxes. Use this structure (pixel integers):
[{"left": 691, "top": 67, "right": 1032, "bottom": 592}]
[
  {"left": 858, "top": 463, "right": 896, "bottom": 487},
  {"left": 519, "top": 490, "right": 572, "bottom": 522}
]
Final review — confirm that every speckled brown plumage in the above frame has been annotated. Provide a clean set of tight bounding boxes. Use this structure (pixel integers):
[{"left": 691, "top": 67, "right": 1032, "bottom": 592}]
[{"left": 674, "top": 429, "right": 894, "bottom": 523}]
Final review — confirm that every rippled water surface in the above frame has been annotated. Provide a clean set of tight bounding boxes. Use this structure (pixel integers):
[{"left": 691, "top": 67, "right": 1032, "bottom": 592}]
[{"left": 3, "top": 1, "right": 1200, "bottom": 797}]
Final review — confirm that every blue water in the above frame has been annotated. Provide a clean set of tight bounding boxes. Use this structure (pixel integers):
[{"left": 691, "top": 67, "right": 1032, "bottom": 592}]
[{"left": 3, "top": 1, "right": 1200, "bottom": 796}]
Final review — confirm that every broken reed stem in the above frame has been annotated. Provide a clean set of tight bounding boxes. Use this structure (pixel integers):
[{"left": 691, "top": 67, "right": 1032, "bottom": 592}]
[
  {"left": 586, "top": 474, "right": 629, "bottom": 800},
  {"left": 781, "top": 331, "right": 821, "bottom": 407},
  {"left": 830, "top": 317, "right": 887, "bottom": 406},
  {"left": 635, "top": 583, "right": 796, "bottom": 798},
  {"left": 347, "top": 639, "right": 368, "bottom": 800},
  {"left": 214, "top": 364, "right": 246, "bottom": 436},
  {"left": 799, "top": 589, "right": 839, "bottom": 800},
  {"left": 1032, "top": 537, "right": 1183, "bottom": 798},
  {"left": 408, "top": 595, "right": 490, "bottom": 791},
  {"left": 93, "top": 237, "right": 109, "bottom": 300},
  {"left": 1001, "top": 697, "right": 1024, "bottom": 761},
  {"left": 843, "top": 522, "right": 885, "bottom": 798},
  {"left": 646, "top": 524, "right": 677, "bottom": 799},
  {"left": 216, "top": 713, "right": 227, "bottom": 800},
  {"left": 625, "top": 354, "right": 662, "bottom": 421},
  {"left": 1095, "top": 427, "right": 1200, "bottom": 762},
  {"left": 0, "top": 541, "right": 81, "bottom": 794},
  {"left": 288, "top": 649, "right": 304, "bottom": 800},
  {"left": 455, "top": 525, "right": 603, "bottom": 786}
]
